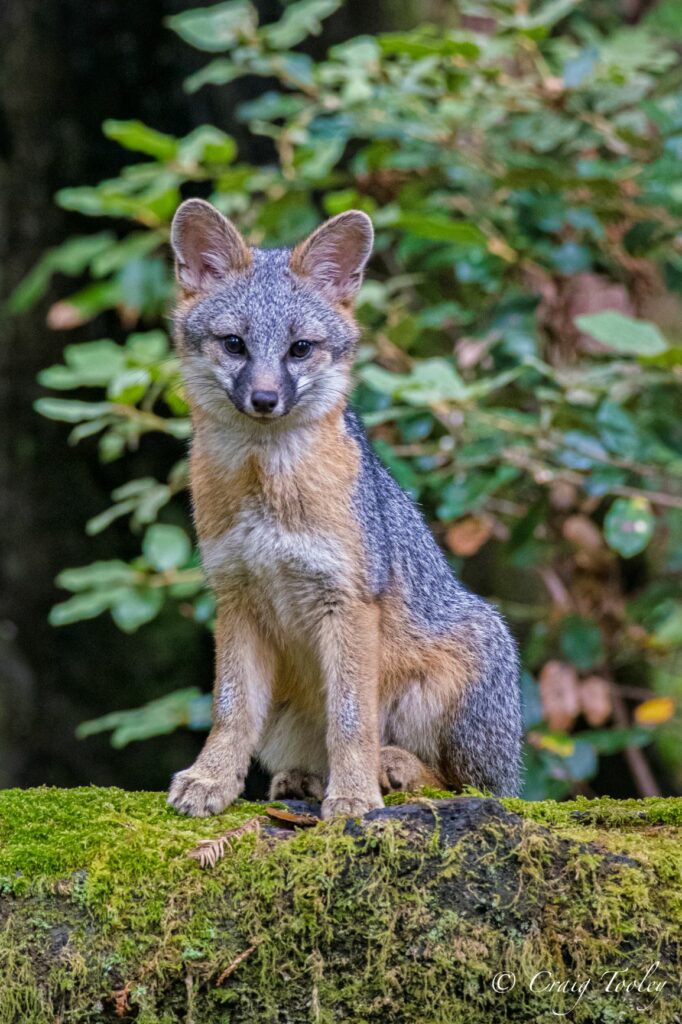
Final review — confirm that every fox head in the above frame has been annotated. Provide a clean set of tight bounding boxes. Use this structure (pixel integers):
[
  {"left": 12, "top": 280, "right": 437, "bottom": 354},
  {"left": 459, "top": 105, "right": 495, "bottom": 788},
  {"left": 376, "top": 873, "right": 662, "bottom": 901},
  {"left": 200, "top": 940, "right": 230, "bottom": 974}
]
[{"left": 170, "top": 199, "right": 373, "bottom": 426}]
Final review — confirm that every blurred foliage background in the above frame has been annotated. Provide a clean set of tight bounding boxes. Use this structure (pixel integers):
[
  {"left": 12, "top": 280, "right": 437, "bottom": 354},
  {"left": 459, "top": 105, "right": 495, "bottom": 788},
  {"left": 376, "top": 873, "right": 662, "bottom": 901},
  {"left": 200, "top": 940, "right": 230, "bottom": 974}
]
[{"left": 2, "top": 0, "right": 681, "bottom": 800}]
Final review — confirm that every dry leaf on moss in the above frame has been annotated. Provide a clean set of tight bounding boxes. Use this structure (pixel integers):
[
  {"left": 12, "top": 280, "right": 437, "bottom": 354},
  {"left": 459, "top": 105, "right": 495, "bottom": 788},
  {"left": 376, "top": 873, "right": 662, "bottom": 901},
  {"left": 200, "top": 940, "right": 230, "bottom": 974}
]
[{"left": 265, "top": 806, "right": 320, "bottom": 828}]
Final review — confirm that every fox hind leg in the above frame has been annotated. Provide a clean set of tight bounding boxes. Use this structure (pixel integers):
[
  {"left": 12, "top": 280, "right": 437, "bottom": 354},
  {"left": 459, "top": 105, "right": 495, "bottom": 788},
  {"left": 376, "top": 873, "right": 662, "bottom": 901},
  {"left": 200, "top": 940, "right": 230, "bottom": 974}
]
[
  {"left": 379, "top": 745, "right": 445, "bottom": 794},
  {"left": 383, "top": 601, "right": 522, "bottom": 798},
  {"left": 440, "top": 603, "right": 523, "bottom": 797},
  {"left": 269, "top": 769, "right": 325, "bottom": 801}
]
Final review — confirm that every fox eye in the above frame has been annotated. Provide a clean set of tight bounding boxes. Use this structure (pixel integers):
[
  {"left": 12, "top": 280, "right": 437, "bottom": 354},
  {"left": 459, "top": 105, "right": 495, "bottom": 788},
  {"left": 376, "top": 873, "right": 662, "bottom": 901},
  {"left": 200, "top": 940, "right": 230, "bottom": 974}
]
[
  {"left": 289, "top": 339, "right": 312, "bottom": 359},
  {"left": 221, "top": 334, "right": 246, "bottom": 356}
]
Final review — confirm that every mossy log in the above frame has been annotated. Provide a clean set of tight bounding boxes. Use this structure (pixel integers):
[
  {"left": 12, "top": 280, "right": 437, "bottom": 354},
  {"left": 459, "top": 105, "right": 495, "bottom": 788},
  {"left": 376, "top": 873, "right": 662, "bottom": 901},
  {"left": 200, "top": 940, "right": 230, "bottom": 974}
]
[{"left": 0, "top": 788, "right": 680, "bottom": 1023}]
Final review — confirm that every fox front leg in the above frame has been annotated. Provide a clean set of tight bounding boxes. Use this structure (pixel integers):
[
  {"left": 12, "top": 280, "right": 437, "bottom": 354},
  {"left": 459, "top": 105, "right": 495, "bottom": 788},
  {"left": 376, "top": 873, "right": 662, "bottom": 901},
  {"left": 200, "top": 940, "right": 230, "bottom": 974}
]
[
  {"left": 318, "top": 599, "right": 384, "bottom": 820},
  {"left": 168, "top": 607, "right": 272, "bottom": 817}
]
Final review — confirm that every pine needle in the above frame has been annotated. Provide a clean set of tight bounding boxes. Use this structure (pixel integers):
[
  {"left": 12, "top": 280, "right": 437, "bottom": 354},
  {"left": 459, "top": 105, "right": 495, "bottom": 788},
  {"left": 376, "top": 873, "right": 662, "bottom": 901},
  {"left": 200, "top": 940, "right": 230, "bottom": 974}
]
[{"left": 188, "top": 816, "right": 263, "bottom": 868}]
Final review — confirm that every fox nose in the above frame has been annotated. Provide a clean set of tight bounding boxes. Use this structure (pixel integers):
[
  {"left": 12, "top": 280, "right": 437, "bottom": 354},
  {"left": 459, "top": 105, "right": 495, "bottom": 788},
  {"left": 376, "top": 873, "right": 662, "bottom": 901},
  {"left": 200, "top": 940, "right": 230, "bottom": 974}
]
[{"left": 251, "top": 389, "right": 279, "bottom": 414}]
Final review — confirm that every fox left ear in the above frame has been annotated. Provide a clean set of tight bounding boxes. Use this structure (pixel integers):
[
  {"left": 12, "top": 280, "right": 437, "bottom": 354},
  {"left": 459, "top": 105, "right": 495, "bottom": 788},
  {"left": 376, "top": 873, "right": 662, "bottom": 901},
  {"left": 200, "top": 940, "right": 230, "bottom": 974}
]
[{"left": 290, "top": 210, "right": 373, "bottom": 305}]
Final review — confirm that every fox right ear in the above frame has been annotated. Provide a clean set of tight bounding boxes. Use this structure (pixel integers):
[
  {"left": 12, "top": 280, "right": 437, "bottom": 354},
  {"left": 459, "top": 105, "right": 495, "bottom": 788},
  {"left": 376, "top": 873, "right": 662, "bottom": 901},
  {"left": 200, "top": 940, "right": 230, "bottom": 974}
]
[{"left": 170, "top": 199, "right": 251, "bottom": 293}]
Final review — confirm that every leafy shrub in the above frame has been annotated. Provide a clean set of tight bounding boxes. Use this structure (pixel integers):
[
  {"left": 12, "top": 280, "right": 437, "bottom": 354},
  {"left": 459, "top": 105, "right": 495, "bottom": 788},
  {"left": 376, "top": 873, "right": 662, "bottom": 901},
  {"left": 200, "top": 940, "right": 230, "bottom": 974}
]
[{"left": 14, "top": 0, "right": 682, "bottom": 798}]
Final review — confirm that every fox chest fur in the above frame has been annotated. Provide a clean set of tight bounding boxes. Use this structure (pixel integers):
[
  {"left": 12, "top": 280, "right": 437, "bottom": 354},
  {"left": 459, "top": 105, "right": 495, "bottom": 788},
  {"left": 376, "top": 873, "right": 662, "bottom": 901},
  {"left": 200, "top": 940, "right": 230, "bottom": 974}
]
[{"left": 191, "top": 412, "right": 366, "bottom": 644}]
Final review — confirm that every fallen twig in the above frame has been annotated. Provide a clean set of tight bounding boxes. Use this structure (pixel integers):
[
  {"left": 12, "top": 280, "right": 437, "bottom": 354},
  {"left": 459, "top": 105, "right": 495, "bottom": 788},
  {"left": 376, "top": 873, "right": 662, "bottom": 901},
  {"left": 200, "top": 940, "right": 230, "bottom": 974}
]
[{"left": 216, "top": 943, "right": 259, "bottom": 985}]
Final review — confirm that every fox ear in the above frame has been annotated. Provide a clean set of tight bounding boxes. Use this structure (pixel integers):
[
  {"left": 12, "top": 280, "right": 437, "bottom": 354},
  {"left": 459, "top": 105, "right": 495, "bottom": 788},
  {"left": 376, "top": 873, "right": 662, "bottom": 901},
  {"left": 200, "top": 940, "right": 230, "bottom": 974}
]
[
  {"left": 290, "top": 210, "right": 373, "bottom": 305},
  {"left": 170, "top": 198, "right": 251, "bottom": 293}
]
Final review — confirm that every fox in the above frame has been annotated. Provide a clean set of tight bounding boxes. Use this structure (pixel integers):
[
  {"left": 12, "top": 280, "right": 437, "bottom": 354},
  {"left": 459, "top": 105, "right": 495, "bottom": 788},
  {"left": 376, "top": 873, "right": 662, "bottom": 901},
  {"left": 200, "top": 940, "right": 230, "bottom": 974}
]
[{"left": 167, "top": 198, "right": 522, "bottom": 819}]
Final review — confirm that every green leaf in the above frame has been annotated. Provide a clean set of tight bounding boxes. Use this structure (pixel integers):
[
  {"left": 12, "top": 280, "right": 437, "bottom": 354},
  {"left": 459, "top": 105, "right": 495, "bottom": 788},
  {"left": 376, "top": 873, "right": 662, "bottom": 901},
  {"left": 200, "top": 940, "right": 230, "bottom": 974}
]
[
  {"left": 177, "top": 125, "right": 237, "bottom": 165},
  {"left": 596, "top": 400, "right": 641, "bottom": 459},
  {"left": 134, "top": 485, "right": 173, "bottom": 525},
  {"left": 103, "top": 120, "right": 178, "bottom": 161},
  {"left": 111, "top": 478, "right": 157, "bottom": 500},
  {"left": 166, "top": 0, "right": 257, "bottom": 53},
  {"left": 378, "top": 33, "right": 480, "bottom": 60},
  {"left": 184, "top": 59, "right": 242, "bottom": 94},
  {"left": 143, "top": 524, "right": 192, "bottom": 571},
  {"left": 6, "top": 233, "right": 115, "bottom": 312},
  {"left": 110, "top": 587, "right": 164, "bottom": 632},
  {"left": 76, "top": 688, "right": 203, "bottom": 746},
  {"left": 360, "top": 359, "right": 467, "bottom": 405},
  {"left": 559, "top": 614, "right": 605, "bottom": 672},
  {"left": 68, "top": 418, "right": 114, "bottom": 443},
  {"left": 511, "top": 0, "right": 579, "bottom": 35},
  {"left": 575, "top": 312, "right": 669, "bottom": 356},
  {"left": 49, "top": 590, "right": 117, "bottom": 626},
  {"left": 126, "top": 330, "right": 169, "bottom": 364},
  {"left": 90, "top": 231, "right": 163, "bottom": 277},
  {"left": 604, "top": 497, "right": 656, "bottom": 558},
  {"left": 561, "top": 739, "right": 598, "bottom": 782},
  {"left": 107, "top": 368, "right": 151, "bottom": 405},
  {"left": 64, "top": 339, "right": 126, "bottom": 383},
  {"left": 86, "top": 500, "right": 139, "bottom": 536},
  {"left": 437, "top": 466, "right": 519, "bottom": 521},
  {"left": 395, "top": 213, "right": 486, "bottom": 247},
  {"left": 57, "top": 561, "right": 138, "bottom": 592},
  {"left": 34, "top": 399, "right": 113, "bottom": 423},
  {"left": 575, "top": 726, "right": 653, "bottom": 755},
  {"left": 47, "top": 280, "right": 122, "bottom": 326},
  {"left": 262, "top": 0, "right": 341, "bottom": 49}
]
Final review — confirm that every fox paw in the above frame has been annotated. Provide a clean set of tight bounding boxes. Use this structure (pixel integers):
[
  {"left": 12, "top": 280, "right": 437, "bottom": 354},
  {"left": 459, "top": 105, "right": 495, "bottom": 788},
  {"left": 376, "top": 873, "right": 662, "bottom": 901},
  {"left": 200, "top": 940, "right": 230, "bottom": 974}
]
[
  {"left": 269, "top": 769, "right": 325, "bottom": 802},
  {"left": 379, "top": 746, "right": 442, "bottom": 794},
  {"left": 167, "top": 768, "right": 239, "bottom": 817},
  {"left": 320, "top": 794, "right": 383, "bottom": 820}
]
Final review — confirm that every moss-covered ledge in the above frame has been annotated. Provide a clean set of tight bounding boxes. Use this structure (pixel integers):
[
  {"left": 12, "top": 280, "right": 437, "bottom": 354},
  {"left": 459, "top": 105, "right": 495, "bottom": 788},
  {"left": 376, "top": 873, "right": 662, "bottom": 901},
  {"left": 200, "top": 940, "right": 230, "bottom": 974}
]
[{"left": 0, "top": 788, "right": 680, "bottom": 1023}]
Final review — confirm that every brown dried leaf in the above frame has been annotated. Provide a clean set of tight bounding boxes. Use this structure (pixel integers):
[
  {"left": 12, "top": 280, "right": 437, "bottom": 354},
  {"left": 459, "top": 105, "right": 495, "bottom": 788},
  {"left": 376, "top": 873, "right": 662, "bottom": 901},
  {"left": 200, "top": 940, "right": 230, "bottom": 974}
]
[
  {"left": 188, "top": 817, "right": 263, "bottom": 869},
  {"left": 549, "top": 481, "right": 579, "bottom": 512},
  {"left": 538, "top": 568, "right": 572, "bottom": 613},
  {"left": 46, "top": 301, "right": 86, "bottom": 331},
  {"left": 579, "top": 675, "right": 612, "bottom": 727},
  {"left": 562, "top": 514, "right": 603, "bottom": 552},
  {"left": 265, "top": 806, "right": 320, "bottom": 828},
  {"left": 562, "top": 514, "right": 611, "bottom": 570},
  {"left": 445, "top": 516, "right": 493, "bottom": 557},
  {"left": 455, "top": 336, "right": 491, "bottom": 371},
  {"left": 539, "top": 660, "right": 580, "bottom": 732},
  {"left": 542, "top": 75, "right": 564, "bottom": 97},
  {"left": 487, "top": 236, "right": 516, "bottom": 262},
  {"left": 532, "top": 270, "right": 636, "bottom": 364},
  {"left": 111, "top": 983, "right": 131, "bottom": 1018}
]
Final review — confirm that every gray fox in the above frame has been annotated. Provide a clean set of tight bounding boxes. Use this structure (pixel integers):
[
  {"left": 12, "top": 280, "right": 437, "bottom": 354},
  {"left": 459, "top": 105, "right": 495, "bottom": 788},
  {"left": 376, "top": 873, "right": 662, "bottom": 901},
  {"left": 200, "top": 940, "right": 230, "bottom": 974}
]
[{"left": 167, "top": 198, "right": 522, "bottom": 819}]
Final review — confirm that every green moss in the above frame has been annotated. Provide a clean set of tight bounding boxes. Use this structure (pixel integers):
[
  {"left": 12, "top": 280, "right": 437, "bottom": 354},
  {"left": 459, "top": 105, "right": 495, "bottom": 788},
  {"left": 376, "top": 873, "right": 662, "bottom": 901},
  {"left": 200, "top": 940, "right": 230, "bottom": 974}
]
[
  {"left": 0, "top": 788, "right": 680, "bottom": 1023},
  {"left": 504, "top": 792, "right": 682, "bottom": 828}
]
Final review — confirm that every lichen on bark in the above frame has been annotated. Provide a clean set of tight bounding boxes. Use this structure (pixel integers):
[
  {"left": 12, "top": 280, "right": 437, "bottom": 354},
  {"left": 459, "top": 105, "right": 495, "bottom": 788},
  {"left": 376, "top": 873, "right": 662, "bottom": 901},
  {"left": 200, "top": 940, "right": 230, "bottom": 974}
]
[{"left": 0, "top": 787, "right": 680, "bottom": 1023}]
